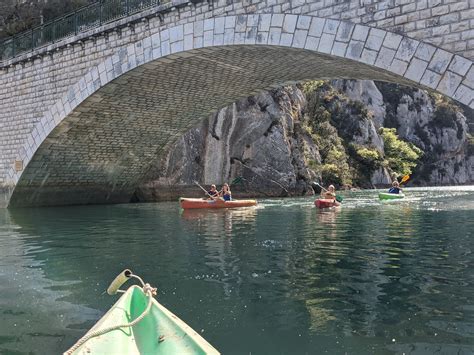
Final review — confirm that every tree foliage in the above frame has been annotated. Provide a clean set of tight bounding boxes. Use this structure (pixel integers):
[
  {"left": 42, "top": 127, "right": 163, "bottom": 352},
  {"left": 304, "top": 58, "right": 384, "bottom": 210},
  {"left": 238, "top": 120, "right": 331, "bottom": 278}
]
[{"left": 380, "top": 128, "right": 423, "bottom": 176}]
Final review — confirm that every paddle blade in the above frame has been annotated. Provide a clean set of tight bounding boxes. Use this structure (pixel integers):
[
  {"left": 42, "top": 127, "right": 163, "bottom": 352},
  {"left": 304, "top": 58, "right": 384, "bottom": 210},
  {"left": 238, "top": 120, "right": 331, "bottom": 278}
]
[
  {"left": 400, "top": 175, "right": 410, "bottom": 184},
  {"left": 335, "top": 195, "right": 343, "bottom": 203}
]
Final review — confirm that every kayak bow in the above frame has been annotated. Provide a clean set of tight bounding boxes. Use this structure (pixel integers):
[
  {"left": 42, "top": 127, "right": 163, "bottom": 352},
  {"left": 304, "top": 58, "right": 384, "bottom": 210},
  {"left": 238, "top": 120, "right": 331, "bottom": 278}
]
[{"left": 65, "top": 270, "right": 219, "bottom": 355}]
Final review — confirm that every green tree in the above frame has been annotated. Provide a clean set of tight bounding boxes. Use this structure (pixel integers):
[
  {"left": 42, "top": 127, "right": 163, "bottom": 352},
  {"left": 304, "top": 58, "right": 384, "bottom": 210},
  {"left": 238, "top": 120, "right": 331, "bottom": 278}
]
[{"left": 380, "top": 128, "right": 423, "bottom": 176}]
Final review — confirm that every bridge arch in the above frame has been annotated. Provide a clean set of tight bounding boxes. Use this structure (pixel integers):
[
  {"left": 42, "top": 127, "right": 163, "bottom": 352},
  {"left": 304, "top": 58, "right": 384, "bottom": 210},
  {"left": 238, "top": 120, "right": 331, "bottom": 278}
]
[{"left": 7, "top": 14, "right": 474, "bottom": 206}]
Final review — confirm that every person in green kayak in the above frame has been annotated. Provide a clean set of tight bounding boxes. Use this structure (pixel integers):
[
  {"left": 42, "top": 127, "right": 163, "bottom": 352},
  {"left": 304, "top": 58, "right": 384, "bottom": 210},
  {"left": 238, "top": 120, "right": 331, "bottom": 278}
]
[
  {"left": 321, "top": 184, "right": 337, "bottom": 200},
  {"left": 388, "top": 180, "right": 402, "bottom": 194}
]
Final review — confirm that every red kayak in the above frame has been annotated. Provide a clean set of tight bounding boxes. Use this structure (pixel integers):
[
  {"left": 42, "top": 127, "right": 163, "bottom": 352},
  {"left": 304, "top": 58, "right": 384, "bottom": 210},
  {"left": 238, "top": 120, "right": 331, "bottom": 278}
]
[
  {"left": 180, "top": 197, "right": 257, "bottom": 209},
  {"left": 314, "top": 198, "right": 340, "bottom": 209}
]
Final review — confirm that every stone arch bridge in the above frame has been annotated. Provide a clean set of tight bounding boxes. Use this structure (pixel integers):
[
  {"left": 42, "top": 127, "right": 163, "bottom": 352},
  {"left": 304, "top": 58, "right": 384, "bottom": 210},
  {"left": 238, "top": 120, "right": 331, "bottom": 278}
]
[{"left": 1, "top": 0, "right": 474, "bottom": 207}]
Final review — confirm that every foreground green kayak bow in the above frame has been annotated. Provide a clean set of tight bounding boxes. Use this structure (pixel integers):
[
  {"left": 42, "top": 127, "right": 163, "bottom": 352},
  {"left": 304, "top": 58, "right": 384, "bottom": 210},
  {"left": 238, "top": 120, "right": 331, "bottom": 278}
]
[{"left": 65, "top": 270, "right": 219, "bottom": 355}]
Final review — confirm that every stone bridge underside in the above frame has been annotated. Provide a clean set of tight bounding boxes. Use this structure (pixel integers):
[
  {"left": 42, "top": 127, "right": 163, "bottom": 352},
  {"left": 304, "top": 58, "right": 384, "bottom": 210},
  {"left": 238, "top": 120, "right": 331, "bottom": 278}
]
[{"left": 5, "top": 14, "right": 474, "bottom": 206}]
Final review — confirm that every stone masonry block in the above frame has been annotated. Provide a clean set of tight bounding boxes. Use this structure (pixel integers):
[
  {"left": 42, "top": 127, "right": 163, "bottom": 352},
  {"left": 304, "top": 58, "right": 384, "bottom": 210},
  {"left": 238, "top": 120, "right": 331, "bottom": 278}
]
[
  {"left": 308, "top": 18, "right": 325, "bottom": 38},
  {"left": 404, "top": 57, "right": 429, "bottom": 82},
  {"left": 395, "top": 37, "right": 419, "bottom": 62},
  {"left": 331, "top": 41, "right": 348, "bottom": 57},
  {"left": 245, "top": 27, "right": 258, "bottom": 45},
  {"left": 428, "top": 48, "right": 454, "bottom": 74},
  {"left": 256, "top": 31, "right": 268, "bottom": 45},
  {"left": 449, "top": 55, "right": 471, "bottom": 76},
  {"left": 391, "top": 58, "right": 409, "bottom": 76},
  {"left": 361, "top": 48, "right": 378, "bottom": 65},
  {"left": 420, "top": 69, "right": 442, "bottom": 89},
  {"left": 383, "top": 32, "right": 403, "bottom": 50},
  {"left": 414, "top": 42, "right": 436, "bottom": 62},
  {"left": 297, "top": 16, "right": 311, "bottom": 30},
  {"left": 204, "top": 18, "right": 214, "bottom": 32},
  {"left": 437, "top": 71, "right": 463, "bottom": 96},
  {"left": 324, "top": 19, "right": 340, "bottom": 35},
  {"left": 318, "top": 33, "right": 335, "bottom": 54},
  {"left": 184, "top": 34, "right": 194, "bottom": 50},
  {"left": 258, "top": 14, "right": 272, "bottom": 32},
  {"left": 454, "top": 84, "right": 474, "bottom": 105},
  {"left": 170, "top": 25, "right": 184, "bottom": 43},
  {"left": 336, "top": 22, "right": 354, "bottom": 42},
  {"left": 293, "top": 30, "right": 308, "bottom": 48},
  {"left": 214, "top": 17, "right": 225, "bottom": 34},
  {"left": 271, "top": 14, "right": 284, "bottom": 28},
  {"left": 283, "top": 14, "right": 298, "bottom": 33},
  {"left": 352, "top": 25, "right": 369, "bottom": 42},
  {"left": 223, "top": 29, "right": 235, "bottom": 45},
  {"left": 235, "top": 15, "right": 247, "bottom": 32},
  {"left": 269, "top": 27, "right": 282, "bottom": 45},
  {"left": 280, "top": 32, "right": 294, "bottom": 46},
  {"left": 225, "top": 16, "right": 236, "bottom": 29},
  {"left": 366, "top": 28, "right": 386, "bottom": 51},
  {"left": 247, "top": 14, "right": 259, "bottom": 28},
  {"left": 304, "top": 36, "right": 320, "bottom": 50},
  {"left": 346, "top": 40, "right": 364, "bottom": 60}
]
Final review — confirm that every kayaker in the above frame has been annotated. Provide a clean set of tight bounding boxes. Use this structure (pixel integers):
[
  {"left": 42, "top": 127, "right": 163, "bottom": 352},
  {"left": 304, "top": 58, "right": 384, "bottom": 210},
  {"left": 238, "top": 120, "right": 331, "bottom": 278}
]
[
  {"left": 220, "top": 183, "right": 232, "bottom": 201},
  {"left": 321, "top": 184, "right": 337, "bottom": 200},
  {"left": 388, "top": 181, "right": 402, "bottom": 194},
  {"left": 207, "top": 184, "right": 219, "bottom": 199}
]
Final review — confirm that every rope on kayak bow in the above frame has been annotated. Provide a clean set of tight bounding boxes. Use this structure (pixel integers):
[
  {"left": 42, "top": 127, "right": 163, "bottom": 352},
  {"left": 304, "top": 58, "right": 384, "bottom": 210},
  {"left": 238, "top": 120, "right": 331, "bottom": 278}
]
[{"left": 64, "top": 274, "right": 157, "bottom": 355}]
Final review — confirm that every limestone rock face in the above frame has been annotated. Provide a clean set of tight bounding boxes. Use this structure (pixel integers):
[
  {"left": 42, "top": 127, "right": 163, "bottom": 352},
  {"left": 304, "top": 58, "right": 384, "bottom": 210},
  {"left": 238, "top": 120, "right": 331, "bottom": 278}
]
[
  {"left": 331, "top": 80, "right": 386, "bottom": 128},
  {"left": 375, "top": 82, "right": 473, "bottom": 185},
  {"left": 137, "top": 87, "right": 321, "bottom": 200},
  {"left": 137, "top": 80, "right": 473, "bottom": 201}
]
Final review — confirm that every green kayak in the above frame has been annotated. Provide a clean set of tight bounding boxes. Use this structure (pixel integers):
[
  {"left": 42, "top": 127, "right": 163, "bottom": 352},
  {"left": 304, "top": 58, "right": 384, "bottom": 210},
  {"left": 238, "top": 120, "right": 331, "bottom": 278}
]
[
  {"left": 379, "top": 192, "right": 405, "bottom": 200},
  {"left": 65, "top": 271, "right": 219, "bottom": 355}
]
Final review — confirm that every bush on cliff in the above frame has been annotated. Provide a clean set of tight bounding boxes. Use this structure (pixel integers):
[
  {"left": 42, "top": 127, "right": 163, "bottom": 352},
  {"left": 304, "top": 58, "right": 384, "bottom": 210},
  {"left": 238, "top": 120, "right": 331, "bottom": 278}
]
[{"left": 380, "top": 127, "right": 422, "bottom": 176}]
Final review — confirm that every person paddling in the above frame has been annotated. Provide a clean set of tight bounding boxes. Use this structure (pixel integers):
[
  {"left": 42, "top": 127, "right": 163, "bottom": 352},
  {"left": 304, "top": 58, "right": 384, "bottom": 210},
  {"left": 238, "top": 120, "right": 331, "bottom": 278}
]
[
  {"left": 220, "top": 183, "right": 232, "bottom": 201},
  {"left": 321, "top": 184, "right": 337, "bottom": 200},
  {"left": 388, "top": 181, "right": 402, "bottom": 194},
  {"left": 207, "top": 184, "right": 219, "bottom": 199}
]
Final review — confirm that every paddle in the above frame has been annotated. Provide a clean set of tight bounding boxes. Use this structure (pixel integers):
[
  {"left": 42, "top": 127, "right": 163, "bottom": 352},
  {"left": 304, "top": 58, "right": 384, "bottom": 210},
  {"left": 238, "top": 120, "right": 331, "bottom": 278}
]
[
  {"left": 193, "top": 180, "right": 217, "bottom": 199},
  {"left": 399, "top": 175, "right": 410, "bottom": 185},
  {"left": 313, "top": 182, "right": 343, "bottom": 203}
]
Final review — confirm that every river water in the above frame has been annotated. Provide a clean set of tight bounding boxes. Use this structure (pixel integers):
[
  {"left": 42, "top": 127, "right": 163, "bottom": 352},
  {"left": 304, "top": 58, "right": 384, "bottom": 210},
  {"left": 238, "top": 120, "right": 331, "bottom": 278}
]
[{"left": 0, "top": 186, "right": 473, "bottom": 354}]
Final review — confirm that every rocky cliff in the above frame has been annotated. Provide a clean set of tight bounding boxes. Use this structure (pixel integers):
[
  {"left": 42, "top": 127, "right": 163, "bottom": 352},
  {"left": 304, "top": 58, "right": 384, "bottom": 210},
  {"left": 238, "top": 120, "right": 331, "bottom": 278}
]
[{"left": 136, "top": 80, "right": 474, "bottom": 201}]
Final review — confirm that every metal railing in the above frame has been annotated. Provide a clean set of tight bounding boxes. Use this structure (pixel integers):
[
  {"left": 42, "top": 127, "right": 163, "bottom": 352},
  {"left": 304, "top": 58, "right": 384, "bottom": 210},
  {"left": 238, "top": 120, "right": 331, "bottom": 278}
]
[{"left": 0, "top": 0, "right": 162, "bottom": 62}]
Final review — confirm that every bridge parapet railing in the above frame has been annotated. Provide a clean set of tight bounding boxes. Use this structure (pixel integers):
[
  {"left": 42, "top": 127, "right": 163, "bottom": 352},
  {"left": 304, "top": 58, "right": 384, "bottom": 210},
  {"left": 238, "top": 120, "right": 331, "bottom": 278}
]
[{"left": 0, "top": 0, "right": 163, "bottom": 62}]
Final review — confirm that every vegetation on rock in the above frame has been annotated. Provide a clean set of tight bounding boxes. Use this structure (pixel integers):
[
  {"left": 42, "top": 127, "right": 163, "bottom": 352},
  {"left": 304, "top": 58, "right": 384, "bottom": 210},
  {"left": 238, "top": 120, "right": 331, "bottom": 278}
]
[{"left": 379, "top": 128, "right": 423, "bottom": 177}]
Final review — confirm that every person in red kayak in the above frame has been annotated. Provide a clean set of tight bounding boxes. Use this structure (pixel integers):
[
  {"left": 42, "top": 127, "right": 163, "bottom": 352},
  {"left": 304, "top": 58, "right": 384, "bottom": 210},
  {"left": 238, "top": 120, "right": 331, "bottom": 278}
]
[
  {"left": 207, "top": 184, "right": 219, "bottom": 199},
  {"left": 388, "top": 181, "right": 402, "bottom": 194},
  {"left": 321, "top": 185, "right": 337, "bottom": 200},
  {"left": 220, "top": 183, "right": 232, "bottom": 201}
]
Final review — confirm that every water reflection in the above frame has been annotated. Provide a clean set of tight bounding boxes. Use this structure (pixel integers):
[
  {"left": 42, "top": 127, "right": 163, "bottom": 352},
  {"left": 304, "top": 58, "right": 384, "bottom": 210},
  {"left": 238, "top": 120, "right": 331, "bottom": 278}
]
[
  {"left": 180, "top": 207, "right": 259, "bottom": 297},
  {"left": 0, "top": 188, "right": 473, "bottom": 354}
]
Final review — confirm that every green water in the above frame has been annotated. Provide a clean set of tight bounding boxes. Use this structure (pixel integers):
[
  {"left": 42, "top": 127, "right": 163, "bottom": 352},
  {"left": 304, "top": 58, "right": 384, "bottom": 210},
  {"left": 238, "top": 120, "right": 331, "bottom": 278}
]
[{"left": 1, "top": 186, "right": 473, "bottom": 354}]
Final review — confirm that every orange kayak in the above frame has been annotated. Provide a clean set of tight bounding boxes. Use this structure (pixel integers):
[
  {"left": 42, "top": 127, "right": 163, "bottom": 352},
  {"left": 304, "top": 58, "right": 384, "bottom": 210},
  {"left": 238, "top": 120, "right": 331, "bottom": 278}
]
[
  {"left": 180, "top": 197, "right": 257, "bottom": 209},
  {"left": 315, "top": 199, "right": 340, "bottom": 209}
]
